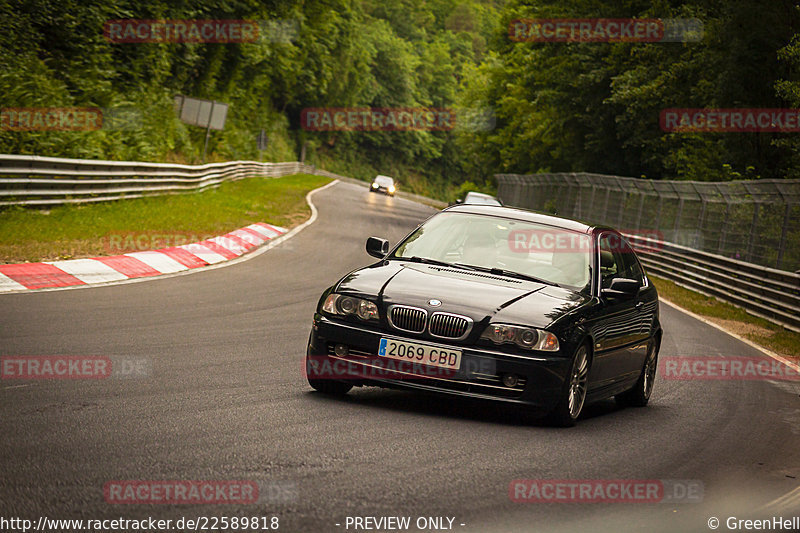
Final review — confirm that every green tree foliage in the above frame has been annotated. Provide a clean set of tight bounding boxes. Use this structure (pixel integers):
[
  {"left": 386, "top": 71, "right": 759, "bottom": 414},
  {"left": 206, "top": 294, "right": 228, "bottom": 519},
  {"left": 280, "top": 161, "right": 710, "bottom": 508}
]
[
  {"left": 462, "top": 0, "right": 800, "bottom": 180},
  {"left": 0, "top": 0, "right": 499, "bottom": 186},
  {"left": 1, "top": 0, "right": 798, "bottom": 188}
]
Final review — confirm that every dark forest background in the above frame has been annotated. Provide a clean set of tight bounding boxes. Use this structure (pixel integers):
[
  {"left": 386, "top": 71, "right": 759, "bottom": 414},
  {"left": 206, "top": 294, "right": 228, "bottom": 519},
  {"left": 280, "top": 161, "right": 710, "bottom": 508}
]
[{"left": 2, "top": 0, "right": 799, "bottom": 199}]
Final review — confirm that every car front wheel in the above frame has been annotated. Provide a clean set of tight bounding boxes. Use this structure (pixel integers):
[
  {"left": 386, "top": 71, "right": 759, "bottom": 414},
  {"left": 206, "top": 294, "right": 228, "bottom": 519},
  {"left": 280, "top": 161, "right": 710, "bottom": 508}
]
[
  {"left": 307, "top": 376, "right": 353, "bottom": 396},
  {"left": 546, "top": 344, "right": 590, "bottom": 427},
  {"left": 305, "top": 349, "right": 353, "bottom": 396}
]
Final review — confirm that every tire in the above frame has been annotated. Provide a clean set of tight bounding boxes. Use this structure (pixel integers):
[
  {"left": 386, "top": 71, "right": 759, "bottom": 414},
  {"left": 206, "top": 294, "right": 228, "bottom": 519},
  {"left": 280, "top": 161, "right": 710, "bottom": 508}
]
[
  {"left": 546, "top": 344, "right": 590, "bottom": 427},
  {"left": 616, "top": 337, "right": 659, "bottom": 407},
  {"left": 305, "top": 352, "right": 353, "bottom": 396},
  {"left": 307, "top": 377, "right": 353, "bottom": 396}
]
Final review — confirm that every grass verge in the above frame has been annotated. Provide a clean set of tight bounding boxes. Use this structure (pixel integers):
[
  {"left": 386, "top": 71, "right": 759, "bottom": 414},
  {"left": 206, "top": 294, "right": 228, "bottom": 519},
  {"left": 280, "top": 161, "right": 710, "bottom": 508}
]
[
  {"left": 0, "top": 173, "right": 331, "bottom": 263},
  {"left": 650, "top": 275, "right": 800, "bottom": 361}
]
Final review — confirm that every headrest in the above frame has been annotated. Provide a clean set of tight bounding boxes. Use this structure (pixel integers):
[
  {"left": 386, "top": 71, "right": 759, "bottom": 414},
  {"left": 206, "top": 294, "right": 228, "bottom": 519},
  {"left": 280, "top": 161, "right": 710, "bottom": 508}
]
[{"left": 600, "top": 250, "right": 615, "bottom": 268}]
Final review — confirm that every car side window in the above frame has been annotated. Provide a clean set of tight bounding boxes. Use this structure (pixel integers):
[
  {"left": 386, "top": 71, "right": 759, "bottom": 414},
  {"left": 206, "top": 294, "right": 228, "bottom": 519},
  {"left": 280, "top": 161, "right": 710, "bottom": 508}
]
[
  {"left": 598, "top": 234, "right": 620, "bottom": 289},
  {"left": 616, "top": 239, "right": 644, "bottom": 284}
]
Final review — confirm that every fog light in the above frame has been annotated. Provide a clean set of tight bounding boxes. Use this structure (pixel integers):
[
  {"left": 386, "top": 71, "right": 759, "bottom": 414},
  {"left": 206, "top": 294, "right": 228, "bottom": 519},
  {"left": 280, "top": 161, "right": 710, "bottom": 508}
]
[
  {"left": 334, "top": 344, "right": 349, "bottom": 357},
  {"left": 502, "top": 373, "right": 519, "bottom": 388}
]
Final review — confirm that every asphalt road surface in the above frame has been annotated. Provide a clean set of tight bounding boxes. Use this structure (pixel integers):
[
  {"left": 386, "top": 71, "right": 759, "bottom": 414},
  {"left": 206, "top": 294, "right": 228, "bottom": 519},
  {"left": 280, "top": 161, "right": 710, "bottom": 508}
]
[{"left": 2, "top": 180, "right": 799, "bottom": 533}]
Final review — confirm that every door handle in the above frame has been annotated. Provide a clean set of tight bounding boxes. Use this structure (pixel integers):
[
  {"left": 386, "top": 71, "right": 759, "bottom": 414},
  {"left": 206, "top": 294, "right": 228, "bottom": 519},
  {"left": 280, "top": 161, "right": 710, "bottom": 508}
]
[{"left": 635, "top": 301, "right": 644, "bottom": 310}]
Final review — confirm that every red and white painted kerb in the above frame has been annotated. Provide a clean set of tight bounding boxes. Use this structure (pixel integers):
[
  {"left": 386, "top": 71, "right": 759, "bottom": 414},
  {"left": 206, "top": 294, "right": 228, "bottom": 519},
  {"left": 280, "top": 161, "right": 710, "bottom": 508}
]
[{"left": 0, "top": 222, "right": 286, "bottom": 293}]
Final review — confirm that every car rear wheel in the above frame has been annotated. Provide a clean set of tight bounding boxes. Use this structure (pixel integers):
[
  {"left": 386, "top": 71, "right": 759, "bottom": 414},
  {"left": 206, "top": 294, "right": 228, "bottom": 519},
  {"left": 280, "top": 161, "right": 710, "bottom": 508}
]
[
  {"left": 546, "top": 344, "right": 590, "bottom": 427},
  {"left": 616, "top": 337, "right": 659, "bottom": 407}
]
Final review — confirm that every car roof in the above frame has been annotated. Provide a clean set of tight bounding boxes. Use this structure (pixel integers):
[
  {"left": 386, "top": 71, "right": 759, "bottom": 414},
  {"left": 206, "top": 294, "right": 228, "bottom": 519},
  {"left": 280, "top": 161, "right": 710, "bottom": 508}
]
[{"left": 442, "top": 203, "right": 604, "bottom": 234}]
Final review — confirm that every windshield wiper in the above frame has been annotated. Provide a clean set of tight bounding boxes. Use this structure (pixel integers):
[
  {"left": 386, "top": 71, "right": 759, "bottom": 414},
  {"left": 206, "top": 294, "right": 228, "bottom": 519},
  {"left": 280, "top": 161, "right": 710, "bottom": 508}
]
[
  {"left": 454, "top": 263, "right": 558, "bottom": 286},
  {"left": 400, "top": 257, "right": 555, "bottom": 285},
  {"left": 401, "top": 256, "right": 477, "bottom": 271}
]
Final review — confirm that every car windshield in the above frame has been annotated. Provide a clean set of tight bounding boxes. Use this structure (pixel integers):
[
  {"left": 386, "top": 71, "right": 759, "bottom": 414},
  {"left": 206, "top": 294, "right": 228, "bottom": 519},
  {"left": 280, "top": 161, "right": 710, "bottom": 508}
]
[
  {"left": 392, "top": 212, "right": 591, "bottom": 291},
  {"left": 374, "top": 176, "right": 393, "bottom": 186}
]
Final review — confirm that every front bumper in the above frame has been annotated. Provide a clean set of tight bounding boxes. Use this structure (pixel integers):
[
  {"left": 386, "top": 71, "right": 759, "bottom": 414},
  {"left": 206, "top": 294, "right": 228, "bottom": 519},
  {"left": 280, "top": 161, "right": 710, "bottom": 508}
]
[
  {"left": 307, "top": 314, "right": 572, "bottom": 413},
  {"left": 369, "top": 185, "right": 394, "bottom": 195}
]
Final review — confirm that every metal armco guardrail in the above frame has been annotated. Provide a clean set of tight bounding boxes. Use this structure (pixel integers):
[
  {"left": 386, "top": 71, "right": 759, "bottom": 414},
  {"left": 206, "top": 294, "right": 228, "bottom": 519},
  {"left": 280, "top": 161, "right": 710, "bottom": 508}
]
[
  {"left": 496, "top": 172, "right": 800, "bottom": 332},
  {"left": 0, "top": 154, "right": 448, "bottom": 209},
  {"left": 496, "top": 172, "right": 800, "bottom": 272},
  {"left": 625, "top": 233, "right": 800, "bottom": 332},
  {"left": 0, "top": 155, "right": 323, "bottom": 206}
]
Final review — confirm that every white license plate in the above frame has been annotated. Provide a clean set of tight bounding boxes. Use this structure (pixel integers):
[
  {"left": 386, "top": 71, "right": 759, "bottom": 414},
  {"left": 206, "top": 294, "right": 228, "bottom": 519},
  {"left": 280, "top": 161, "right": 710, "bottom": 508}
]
[{"left": 378, "top": 338, "right": 462, "bottom": 370}]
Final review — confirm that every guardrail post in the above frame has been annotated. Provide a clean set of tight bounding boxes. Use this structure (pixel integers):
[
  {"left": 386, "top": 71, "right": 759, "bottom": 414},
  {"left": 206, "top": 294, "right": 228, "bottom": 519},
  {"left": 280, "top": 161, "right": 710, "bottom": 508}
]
[
  {"left": 654, "top": 192, "right": 663, "bottom": 232},
  {"left": 744, "top": 204, "right": 759, "bottom": 263},
  {"left": 635, "top": 191, "right": 645, "bottom": 232},
  {"left": 672, "top": 183, "right": 684, "bottom": 240},
  {"left": 717, "top": 187, "right": 731, "bottom": 254},
  {"left": 777, "top": 203, "right": 790, "bottom": 270},
  {"left": 587, "top": 177, "right": 598, "bottom": 219},
  {"left": 570, "top": 173, "right": 581, "bottom": 218}
]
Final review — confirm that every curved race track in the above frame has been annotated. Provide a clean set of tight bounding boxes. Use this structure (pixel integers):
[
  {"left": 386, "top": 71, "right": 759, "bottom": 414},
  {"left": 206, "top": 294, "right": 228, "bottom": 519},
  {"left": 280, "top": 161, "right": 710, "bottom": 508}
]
[{"left": 1, "top": 180, "right": 799, "bottom": 532}]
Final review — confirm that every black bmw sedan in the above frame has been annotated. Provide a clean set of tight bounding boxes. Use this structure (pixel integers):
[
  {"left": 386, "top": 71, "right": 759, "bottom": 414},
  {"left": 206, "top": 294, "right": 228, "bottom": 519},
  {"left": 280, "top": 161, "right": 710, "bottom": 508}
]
[{"left": 305, "top": 204, "right": 662, "bottom": 426}]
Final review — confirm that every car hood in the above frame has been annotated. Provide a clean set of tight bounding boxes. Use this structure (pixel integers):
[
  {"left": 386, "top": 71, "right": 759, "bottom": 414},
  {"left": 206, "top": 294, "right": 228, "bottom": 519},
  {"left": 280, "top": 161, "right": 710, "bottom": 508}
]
[{"left": 335, "top": 261, "right": 589, "bottom": 328}]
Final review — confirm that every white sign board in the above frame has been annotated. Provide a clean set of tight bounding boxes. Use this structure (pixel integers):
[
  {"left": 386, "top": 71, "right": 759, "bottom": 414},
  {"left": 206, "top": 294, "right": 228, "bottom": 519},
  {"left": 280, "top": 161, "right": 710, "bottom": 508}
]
[{"left": 174, "top": 95, "right": 228, "bottom": 131}]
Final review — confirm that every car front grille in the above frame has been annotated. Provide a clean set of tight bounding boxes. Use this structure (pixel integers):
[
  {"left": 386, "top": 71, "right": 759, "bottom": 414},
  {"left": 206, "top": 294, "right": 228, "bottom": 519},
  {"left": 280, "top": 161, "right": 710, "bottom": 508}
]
[
  {"left": 429, "top": 312, "right": 471, "bottom": 339},
  {"left": 388, "top": 305, "right": 427, "bottom": 333}
]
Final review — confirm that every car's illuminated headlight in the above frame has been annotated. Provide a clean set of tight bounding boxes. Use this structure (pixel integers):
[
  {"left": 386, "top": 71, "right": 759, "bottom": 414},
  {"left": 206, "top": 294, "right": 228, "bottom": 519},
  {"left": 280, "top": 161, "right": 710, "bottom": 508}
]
[
  {"left": 388, "top": 185, "right": 396, "bottom": 193},
  {"left": 371, "top": 183, "right": 379, "bottom": 189},
  {"left": 480, "top": 324, "right": 560, "bottom": 351},
  {"left": 322, "top": 294, "right": 379, "bottom": 321}
]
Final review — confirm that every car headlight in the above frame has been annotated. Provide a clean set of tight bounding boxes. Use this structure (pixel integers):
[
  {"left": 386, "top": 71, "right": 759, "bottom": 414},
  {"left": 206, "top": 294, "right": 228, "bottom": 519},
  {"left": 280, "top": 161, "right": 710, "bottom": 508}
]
[
  {"left": 322, "top": 293, "right": 379, "bottom": 321},
  {"left": 388, "top": 185, "right": 396, "bottom": 193},
  {"left": 480, "top": 324, "right": 560, "bottom": 351},
  {"left": 371, "top": 183, "right": 379, "bottom": 188}
]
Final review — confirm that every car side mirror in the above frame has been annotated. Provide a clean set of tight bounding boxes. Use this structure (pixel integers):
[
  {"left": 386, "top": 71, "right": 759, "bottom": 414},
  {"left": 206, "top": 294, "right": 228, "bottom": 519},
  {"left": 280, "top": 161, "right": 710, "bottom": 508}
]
[
  {"left": 454, "top": 199, "right": 463, "bottom": 204},
  {"left": 601, "top": 278, "right": 640, "bottom": 299},
  {"left": 366, "top": 237, "right": 390, "bottom": 258}
]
